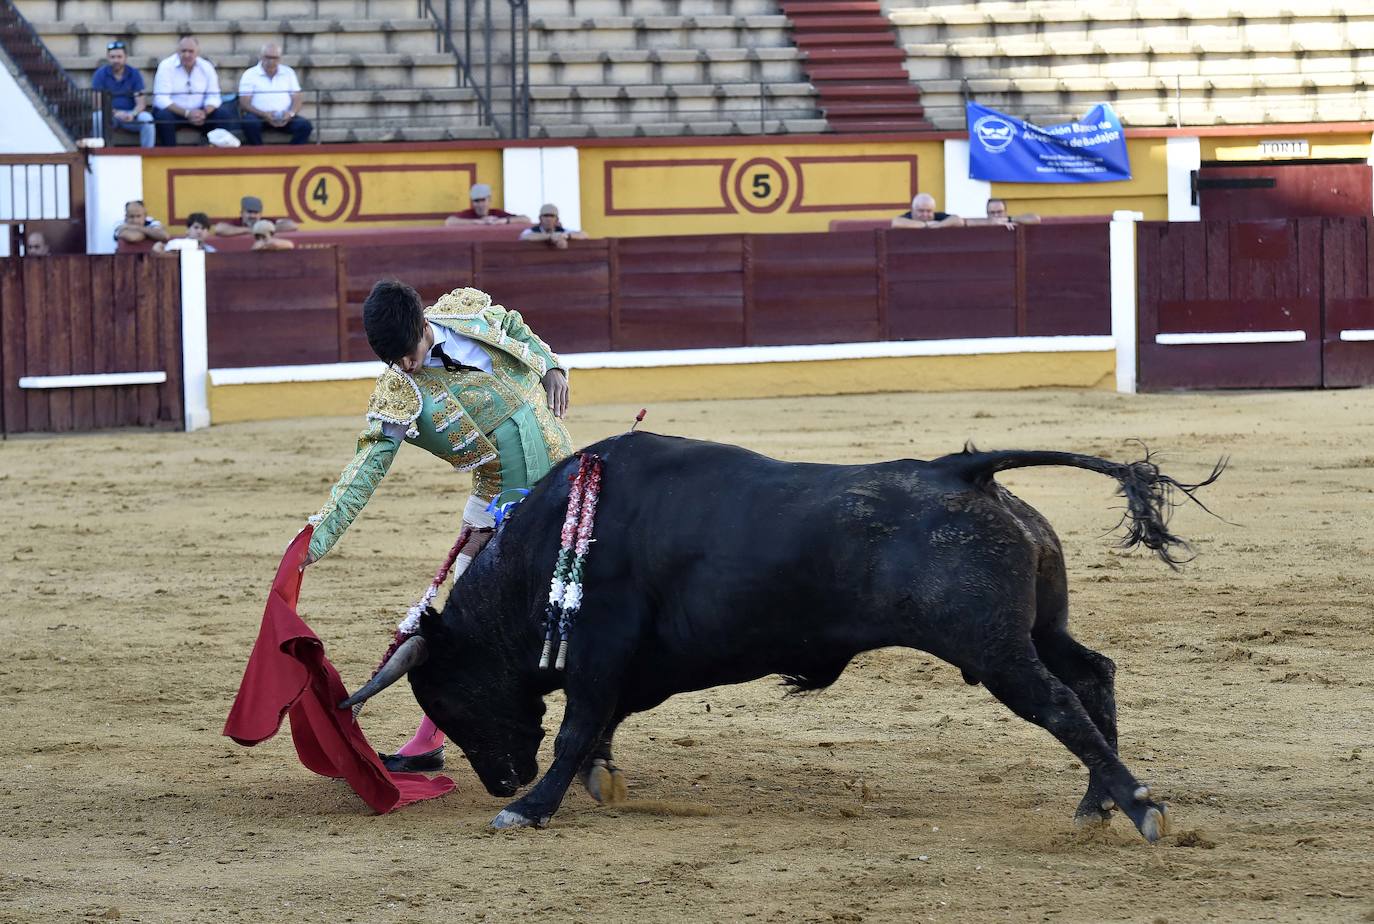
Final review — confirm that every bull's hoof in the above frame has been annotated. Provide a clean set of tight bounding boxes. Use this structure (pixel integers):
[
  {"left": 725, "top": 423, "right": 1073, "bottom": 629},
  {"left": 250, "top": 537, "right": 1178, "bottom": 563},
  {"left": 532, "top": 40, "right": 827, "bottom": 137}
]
[
  {"left": 490, "top": 809, "right": 539, "bottom": 830},
  {"left": 1119, "top": 790, "right": 1171, "bottom": 844},
  {"left": 1073, "top": 807, "right": 1112, "bottom": 828},
  {"left": 584, "top": 760, "right": 629, "bottom": 805},
  {"left": 1074, "top": 787, "right": 1113, "bottom": 827}
]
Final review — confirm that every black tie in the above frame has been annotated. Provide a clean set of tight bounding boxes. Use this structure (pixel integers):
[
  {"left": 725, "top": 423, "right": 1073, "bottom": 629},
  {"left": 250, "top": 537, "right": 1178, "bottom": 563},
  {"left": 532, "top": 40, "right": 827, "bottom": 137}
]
[{"left": 431, "top": 344, "right": 475, "bottom": 373}]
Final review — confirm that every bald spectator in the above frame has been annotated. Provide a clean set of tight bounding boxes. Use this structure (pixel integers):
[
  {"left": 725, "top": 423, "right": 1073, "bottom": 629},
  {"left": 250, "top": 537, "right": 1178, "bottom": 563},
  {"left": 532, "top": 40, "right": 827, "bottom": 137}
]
[
  {"left": 444, "top": 183, "right": 529, "bottom": 226},
  {"left": 238, "top": 43, "right": 312, "bottom": 145},
  {"left": 518, "top": 203, "right": 587, "bottom": 250},
  {"left": 114, "top": 200, "right": 170, "bottom": 244},
  {"left": 892, "top": 193, "right": 964, "bottom": 229},
  {"left": 24, "top": 231, "right": 51, "bottom": 256},
  {"left": 152, "top": 35, "right": 238, "bottom": 146}
]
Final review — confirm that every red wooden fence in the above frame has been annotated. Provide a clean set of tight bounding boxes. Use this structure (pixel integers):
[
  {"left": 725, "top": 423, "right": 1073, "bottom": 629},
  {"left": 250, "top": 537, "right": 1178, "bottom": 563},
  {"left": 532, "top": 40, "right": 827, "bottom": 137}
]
[
  {"left": 0, "top": 255, "right": 182, "bottom": 435},
  {"left": 201, "top": 225, "right": 1112, "bottom": 369},
  {"left": 1137, "top": 219, "right": 1374, "bottom": 389}
]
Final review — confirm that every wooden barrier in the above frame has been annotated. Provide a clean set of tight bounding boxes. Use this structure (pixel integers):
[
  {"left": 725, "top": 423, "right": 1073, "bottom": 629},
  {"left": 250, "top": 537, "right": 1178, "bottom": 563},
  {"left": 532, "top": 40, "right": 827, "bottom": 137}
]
[
  {"left": 0, "top": 255, "right": 182, "bottom": 435},
  {"left": 205, "top": 248, "right": 347, "bottom": 369},
  {"left": 190, "top": 222, "right": 1109, "bottom": 370},
  {"left": 1137, "top": 220, "right": 1324, "bottom": 390},
  {"left": 1320, "top": 218, "right": 1374, "bottom": 388}
]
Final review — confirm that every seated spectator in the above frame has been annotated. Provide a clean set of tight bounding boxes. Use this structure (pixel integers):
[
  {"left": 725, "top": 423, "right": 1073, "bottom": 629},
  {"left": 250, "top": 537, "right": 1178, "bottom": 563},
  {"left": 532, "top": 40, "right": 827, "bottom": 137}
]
[
  {"left": 92, "top": 40, "right": 154, "bottom": 148},
  {"left": 237, "top": 43, "right": 312, "bottom": 145},
  {"left": 250, "top": 219, "right": 294, "bottom": 251},
  {"left": 518, "top": 203, "right": 588, "bottom": 250},
  {"left": 892, "top": 193, "right": 964, "bottom": 229},
  {"left": 153, "top": 211, "right": 218, "bottom": 254},
  {"left": 114, "top": 200, "right": 170, "bottom": 244},
  {"left": 151, "top": 35, "right": 238, "bottom": 147},
  {"left": 213, "top": 195, "right": 299, "bottom": 237},
  {"left": 24, "top": 231, "right": 51, "bottom": 256},
  {"left": 444, "top": 183, "right": 529, "bottom": 226}
]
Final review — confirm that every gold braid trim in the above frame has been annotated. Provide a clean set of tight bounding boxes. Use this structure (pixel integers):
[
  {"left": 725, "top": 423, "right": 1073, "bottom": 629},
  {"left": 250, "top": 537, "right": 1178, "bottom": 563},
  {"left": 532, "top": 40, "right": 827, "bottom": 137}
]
[
  {"left": 366, "top": 367, "right": 423, "bottom": 437},
  {"left": 426, "top": 287, "right": 491, "bottom": 318}
]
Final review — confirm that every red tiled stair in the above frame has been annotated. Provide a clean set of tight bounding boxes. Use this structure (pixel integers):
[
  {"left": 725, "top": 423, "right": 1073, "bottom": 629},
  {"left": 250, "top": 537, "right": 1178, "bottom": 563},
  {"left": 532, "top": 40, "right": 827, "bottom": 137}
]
[{"left": 780, "top": 0, "right": 932, "bottom": 132}]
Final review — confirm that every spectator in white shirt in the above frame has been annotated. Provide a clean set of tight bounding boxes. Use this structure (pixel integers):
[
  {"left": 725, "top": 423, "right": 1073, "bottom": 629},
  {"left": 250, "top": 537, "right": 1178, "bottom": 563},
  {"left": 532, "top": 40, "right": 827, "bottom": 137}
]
[
  {"left": 238, "top": 43, "right": 312, "bottom": 145},
  {"left": 151, "top": 35, "right": 238, "bottom": 146}
]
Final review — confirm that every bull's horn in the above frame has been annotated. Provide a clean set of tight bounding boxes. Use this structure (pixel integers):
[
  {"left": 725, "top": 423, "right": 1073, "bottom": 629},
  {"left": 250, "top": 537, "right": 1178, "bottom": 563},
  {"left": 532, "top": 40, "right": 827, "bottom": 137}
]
[{"left": 338, "top": 635, "right": 429, "bottom": 710}]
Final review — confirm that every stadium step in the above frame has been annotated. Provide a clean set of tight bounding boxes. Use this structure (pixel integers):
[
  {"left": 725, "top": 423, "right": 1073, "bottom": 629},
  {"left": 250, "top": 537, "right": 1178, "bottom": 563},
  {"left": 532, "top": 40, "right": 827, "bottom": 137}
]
[{"left": 780, "top": 0, "right": 931, "bottom": 132}]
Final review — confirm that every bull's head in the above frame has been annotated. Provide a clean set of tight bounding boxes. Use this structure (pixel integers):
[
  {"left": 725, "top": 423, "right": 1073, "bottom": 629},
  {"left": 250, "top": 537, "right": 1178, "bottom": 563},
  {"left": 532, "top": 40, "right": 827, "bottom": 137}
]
[
  {"left": 339, "top": 611, "right": 546, "bottom": 798},
  {"left": 408, "top": 624, "right": 546, "bottom": 797}
]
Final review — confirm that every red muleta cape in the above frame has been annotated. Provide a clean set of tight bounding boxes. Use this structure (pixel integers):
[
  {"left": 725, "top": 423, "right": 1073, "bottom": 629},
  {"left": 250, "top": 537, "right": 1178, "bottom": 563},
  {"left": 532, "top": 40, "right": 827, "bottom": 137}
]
[{"left": 222, "top": 525, "right": 455, "bottom": 812}]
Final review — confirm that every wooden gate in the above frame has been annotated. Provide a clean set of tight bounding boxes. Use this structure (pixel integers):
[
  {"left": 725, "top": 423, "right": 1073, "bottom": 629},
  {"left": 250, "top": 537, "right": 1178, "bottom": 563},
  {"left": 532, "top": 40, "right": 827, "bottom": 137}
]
[
  {"left": 1136, "top": 220, "right": 1322, "bottom": 390},
  {"left": 0, "top": 255, "right": 183, "bottom": 435},
  {"left": 1137, "top": 218, "right": 1374, "bottom": 389},
  {"left": 1320, "top": 218, "right": 1374, "bottom": 388}
]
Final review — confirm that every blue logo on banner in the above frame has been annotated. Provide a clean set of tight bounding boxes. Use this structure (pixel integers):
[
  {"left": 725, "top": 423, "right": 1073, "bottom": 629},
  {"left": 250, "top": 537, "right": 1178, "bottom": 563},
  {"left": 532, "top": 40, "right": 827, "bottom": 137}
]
[{"left": 966, "top": 102, "right": 1132, "bottom": 184}]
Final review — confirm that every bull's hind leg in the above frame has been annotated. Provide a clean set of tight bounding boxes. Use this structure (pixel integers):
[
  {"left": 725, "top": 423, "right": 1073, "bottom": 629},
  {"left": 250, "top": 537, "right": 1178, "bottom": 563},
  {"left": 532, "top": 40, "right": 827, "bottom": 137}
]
[
  {"left": 1034, "top": 629, "right": 1121, "bottom": 826},
  {"left": 980, "top": 646, "right": 1168, "bottom": 843},
  {"left": 580, "top": 717, "right": 630, "bottom": 805}
]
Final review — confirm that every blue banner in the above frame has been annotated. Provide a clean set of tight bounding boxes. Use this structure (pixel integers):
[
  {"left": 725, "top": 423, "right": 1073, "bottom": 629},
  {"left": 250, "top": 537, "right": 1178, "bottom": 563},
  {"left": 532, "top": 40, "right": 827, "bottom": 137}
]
[{"left": 966, "top": 102, "right": 1131, "bottom": 183}]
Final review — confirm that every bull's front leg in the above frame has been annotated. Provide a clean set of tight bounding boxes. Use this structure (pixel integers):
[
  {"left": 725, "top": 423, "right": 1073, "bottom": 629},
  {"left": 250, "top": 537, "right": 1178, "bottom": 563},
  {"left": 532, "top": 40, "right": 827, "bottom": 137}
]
[{"left": 491, "top": 691, "right": 617, "bottom": 829}]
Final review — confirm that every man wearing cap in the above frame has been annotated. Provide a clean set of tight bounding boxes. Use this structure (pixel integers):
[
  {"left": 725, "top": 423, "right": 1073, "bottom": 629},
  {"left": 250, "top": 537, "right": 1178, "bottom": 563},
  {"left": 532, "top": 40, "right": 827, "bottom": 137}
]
[
  {"left": 212, "top": 195, "right": 300, "bottom": 237},
  {"left": 444, "top": 183, "right": 529, "bottom": 226},
  {"left": 517, "top": 203, "right": 588, "bottom": 250},
  {"left": 237, "top": 43, "right": 312, "bottom": 145},
  {"left": 91, "top": 40, "right": 155, "bottom": 148},
  {"left": 151, "top": 35, "right": 239, "bottom": 146}
]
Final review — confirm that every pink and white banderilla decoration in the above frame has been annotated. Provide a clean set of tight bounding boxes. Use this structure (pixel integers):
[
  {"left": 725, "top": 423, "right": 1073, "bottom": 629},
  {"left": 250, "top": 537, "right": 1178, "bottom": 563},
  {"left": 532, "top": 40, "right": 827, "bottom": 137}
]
[{"left": 540, "top": 452, "right": 604, "bottom": 670}]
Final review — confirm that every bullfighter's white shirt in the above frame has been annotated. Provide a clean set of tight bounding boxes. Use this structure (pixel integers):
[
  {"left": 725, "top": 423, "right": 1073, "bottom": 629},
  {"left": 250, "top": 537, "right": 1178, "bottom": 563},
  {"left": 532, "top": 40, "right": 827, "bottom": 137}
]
[{"left": 426, "top": 321, "right": 493, "bottom": 373}]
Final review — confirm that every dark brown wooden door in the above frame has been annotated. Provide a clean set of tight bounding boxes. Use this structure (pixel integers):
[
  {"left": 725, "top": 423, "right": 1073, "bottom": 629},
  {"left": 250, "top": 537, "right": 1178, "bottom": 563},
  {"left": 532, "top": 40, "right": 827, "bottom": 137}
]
[
  {"left": 1197, "top": 163, "right": 1372, "bottom": 221},
  {"left": 1136, "top": 220, "right": 1323, "bottom": 390},
  {"left": 1321, "top": 218, "right": 1374, "bottom": 387}
]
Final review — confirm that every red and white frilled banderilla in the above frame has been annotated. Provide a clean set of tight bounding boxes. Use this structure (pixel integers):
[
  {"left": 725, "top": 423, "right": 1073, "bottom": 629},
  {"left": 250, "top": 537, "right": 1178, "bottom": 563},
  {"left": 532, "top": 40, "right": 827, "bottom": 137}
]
[
  {"left": 540, "top": 452, "right": 604, "bottom": 670},
  {"left": 353, "top": 525, "right": 473, "bottom": 716}
]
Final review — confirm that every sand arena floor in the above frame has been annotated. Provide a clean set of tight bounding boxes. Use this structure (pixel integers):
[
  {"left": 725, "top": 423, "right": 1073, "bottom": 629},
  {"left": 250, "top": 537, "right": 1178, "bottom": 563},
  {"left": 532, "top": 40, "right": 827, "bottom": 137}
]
[{"left": 1, "top": 387, "right": 1372, "bottom": 923}]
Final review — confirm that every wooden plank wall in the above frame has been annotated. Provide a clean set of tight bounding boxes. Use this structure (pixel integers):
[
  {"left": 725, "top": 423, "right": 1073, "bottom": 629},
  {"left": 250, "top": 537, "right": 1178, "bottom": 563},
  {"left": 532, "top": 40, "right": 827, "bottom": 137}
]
[
  {"left": 319, "top": 226, "right": 1111, "bottom": 363},
  {"left": 1320, "top": 218, "right": 1374, "bottom": 387},
  {"left": 205, "top": 249, "right": 345, "bottom": 368},
  {"left": 0, "top": 255, "right": 181, "bottom": 435},
  {"left": 1136, "top": 220, "right": 1323, "bottom": 390}
]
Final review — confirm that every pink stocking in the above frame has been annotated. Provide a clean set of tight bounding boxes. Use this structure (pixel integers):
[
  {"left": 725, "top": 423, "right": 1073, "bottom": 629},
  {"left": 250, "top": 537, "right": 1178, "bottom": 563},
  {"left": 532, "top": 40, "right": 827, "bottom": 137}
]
[{"left": 396, "top": 715, "right": 445, "bottom": 756}]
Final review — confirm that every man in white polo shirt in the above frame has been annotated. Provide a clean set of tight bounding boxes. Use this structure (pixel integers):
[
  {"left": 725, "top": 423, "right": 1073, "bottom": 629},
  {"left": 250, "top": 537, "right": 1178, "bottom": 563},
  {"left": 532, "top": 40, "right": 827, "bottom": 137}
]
[
  {"left": 238, "top": 43, "right": 312, "bottom": 145},
  {"left": 152, "top": 34, "right": 238, "bottom": 146}
]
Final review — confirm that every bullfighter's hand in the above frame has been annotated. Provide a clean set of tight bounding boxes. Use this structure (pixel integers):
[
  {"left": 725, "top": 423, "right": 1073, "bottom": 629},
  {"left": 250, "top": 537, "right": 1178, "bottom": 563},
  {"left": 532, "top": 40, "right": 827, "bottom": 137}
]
[{"left": 542, "top": 368, "right": 569, "bottom": 418}]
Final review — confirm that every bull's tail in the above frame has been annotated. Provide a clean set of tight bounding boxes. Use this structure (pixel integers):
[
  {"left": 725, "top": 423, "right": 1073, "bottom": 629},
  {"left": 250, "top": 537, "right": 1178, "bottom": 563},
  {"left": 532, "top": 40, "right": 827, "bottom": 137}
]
[{"left": 941, "top": 444, "right": 1226, "bottom": 569}]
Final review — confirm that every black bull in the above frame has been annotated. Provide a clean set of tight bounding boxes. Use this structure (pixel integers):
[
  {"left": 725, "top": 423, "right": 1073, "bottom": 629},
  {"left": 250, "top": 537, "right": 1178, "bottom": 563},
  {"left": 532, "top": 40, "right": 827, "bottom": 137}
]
[{"left": 343, "top": 432, "right": 1221, "bottom": 841}]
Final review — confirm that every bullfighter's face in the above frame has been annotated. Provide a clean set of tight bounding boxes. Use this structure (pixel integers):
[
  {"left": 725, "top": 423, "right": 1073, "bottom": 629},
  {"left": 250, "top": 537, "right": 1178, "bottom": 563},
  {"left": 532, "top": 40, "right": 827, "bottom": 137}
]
[{"left": 395, "top": 323, "right": 436, "bottom": 375}]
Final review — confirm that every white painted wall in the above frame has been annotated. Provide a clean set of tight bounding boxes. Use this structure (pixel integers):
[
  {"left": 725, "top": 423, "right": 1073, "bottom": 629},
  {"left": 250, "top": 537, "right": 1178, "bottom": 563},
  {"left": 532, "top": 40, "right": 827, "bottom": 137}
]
[
  {"left": 503, "top": 146, "right": 583, "bottom": 231},
  {"left": 0, "top": 61, "right": 67, "bottom": 154},
  {"left": 1166, "top": 136, "right": 1202, "bottom": 222},
  {"left": 943, "top": 139, "right": 992, "bottom": 219},
  {"left": 180, "top": 247, "right": 210, "bottom": 431},
  {"left": 85, "top": 155, "right": 143, "bottom": 254},
  {"left": 1109, "top": 210, "right": 1143, "bottom": 394}
]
